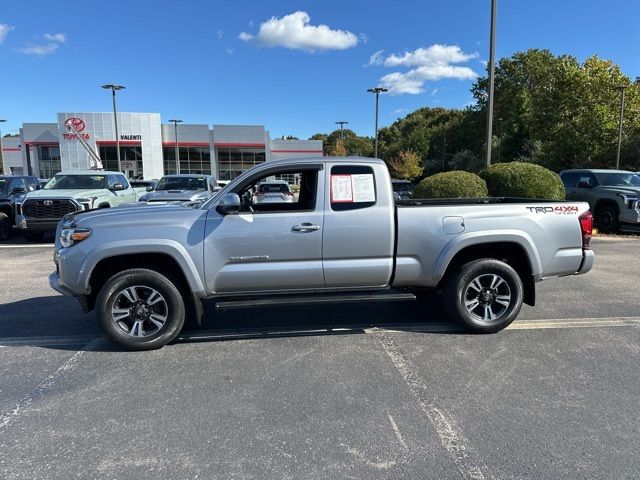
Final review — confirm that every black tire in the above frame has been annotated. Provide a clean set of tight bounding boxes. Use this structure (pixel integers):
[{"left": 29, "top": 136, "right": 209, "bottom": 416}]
[
  {"left": 0, "top": 213, "right": 10, "bottom": 241},
  {"left": 442, "top": 258, "right": 523, "bottom": 333},
  {"left": 595, "top": 205, "right": 619, "bottom": 233},
  {"left": 95, "top": 268, "right": 185, "bottom": 350},
  {"left": 23, "top": 230, "right": 44, "bottom": 242}
]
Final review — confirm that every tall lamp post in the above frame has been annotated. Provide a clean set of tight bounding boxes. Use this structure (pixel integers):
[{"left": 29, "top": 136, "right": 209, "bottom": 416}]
[
  {"left": 367, "top": 87, "right": 388, "bottom": 158},
  {"left": 0, "top": 119, "right": 6, "bottom": 175},
  {"left": 101, "top": 84, "right": 126, "bottom": 165},
  {"left": 485, "top": 0, "right": 497, "bottom": 166},
  {"left": 615, "top": 86, "right": 626, "bottom": 170},
  {"left": 169, "top": 119, "right": 183, "bottom": 173}
]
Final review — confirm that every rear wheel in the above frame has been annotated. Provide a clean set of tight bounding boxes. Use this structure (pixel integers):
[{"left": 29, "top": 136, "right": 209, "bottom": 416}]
[
  {"left": 443, "top": 258, "right": 523, "bottom": 333},
  {"left": 23, "top": 230, "right": 44, "bottom": 242},
  {"left": 95, "top": 268, "right": 185, "bottom": 350},
  {"left": 0, "top": 213, "right": 10, "bottom": 240},
  {"left": 595, "top": 205, "right": 619, "bottom": 233}
]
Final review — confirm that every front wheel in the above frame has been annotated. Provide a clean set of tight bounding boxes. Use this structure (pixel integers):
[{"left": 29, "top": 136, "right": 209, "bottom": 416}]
[
  {"left": 595, "top": 205, "right": 619, "bottom": 233},
  {"left": 95, "top": 268, "right": 185, "bottom": 350},
  {"left": 442, "top": 258, "right": 523, "bottom": 333}
]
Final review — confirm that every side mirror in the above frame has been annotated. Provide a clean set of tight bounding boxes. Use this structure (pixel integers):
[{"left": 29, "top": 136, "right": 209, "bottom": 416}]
[
  {"left": 577, "top": 180, "right": 592, "bottom": 189},
  {"left": 146, "top": 185, "right": 154, "bottom": 192},
  {"left": 216, "top": 193, "right": 241, "bottom": 215},
  {"left": 12, "top": 187, "right": 26, "bottom": 194},
  {"left": 112, "top": 183, "right": 124, "bottom": 191}
]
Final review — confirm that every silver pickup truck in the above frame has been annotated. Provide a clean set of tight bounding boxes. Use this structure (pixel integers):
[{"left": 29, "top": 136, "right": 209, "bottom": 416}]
[{"left": 50, "top": 157, "right": 594, "bottom": 350}]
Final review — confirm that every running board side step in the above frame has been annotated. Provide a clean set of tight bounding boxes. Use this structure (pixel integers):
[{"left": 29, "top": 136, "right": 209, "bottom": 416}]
[{"left": 215, "top": 291, "right": 416, "bottom": 310}]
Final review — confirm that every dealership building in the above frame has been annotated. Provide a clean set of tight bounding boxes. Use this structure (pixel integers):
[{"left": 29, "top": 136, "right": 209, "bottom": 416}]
[{"left": 1, "top": 112, "right": 323, "bottom": 180}]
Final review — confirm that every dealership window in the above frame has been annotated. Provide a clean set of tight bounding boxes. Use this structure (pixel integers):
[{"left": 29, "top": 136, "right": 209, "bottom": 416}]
[
  {"left": 98, "top": 146, "right": 143, "bottom": 178},
  {"left": 162, "top": 146, "right": 211, "bottom": 175},
  {"left": 216, "top": 147, "right": 266, "bottom": 181},
  {"left": 37, "top": 145, "right": 61, "bottom": 179}
]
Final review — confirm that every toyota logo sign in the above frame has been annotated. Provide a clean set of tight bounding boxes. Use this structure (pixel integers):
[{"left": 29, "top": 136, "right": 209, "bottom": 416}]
[
  {"left": 43, "top": 200, "right": 53, "bottom": 206},
  {"left": 64, "top": 117, "right": 86, "bottom": 132}
]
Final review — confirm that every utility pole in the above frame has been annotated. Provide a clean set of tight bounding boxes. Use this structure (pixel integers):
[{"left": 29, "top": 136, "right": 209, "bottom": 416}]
[
  {"left": 367, "top": 87, "right": 388, "bottom": 158},
  {"left": 169, "top": 119, "right": 183, "bottom": 173},
  {"left": 101, "top": 84, "right": 126, "bottom": 165},
  {"left": 616, "top": 86, "right": 626, "bottom": 170},
  {"left": 335, "top": 121, "right": 349, "bottom": 144},
  {"left": 485, "top": 0, "right": 497, "bottom": 167},
  {"left": 498, "top": 117, "right": 504, "bottom": 163}
]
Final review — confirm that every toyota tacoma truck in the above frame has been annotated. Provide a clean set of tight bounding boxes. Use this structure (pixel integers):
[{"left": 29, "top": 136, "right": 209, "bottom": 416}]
[
  {"left": 560, "top": 169, "right": 640, "bottom": 233},
  {"left": 50, "top": 157, "right": 594, "bottom": 350},
  {"left": 17, "top": 170, "right": 137, "bottom": 241}
]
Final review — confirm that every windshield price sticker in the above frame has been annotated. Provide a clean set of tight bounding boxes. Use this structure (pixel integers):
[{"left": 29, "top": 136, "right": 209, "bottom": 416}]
[
  {"left": 331, "top": 174, "right": 376, "bottom": 203},
  {"left": 331, "top": 175, "right": 353, "bottom": 202}
]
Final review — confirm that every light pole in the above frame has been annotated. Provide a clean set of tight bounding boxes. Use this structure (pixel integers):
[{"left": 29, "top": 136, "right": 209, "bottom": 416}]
[
  {"left": 485, "top": 0, "right": 497, "bottom": 167},
  {"left": 169, "top": 119, "right": 183, "bottom": 173},
  {"left": 101, "top": 84, "right": 126, "bottom": 165},
  {"left": 367, "top": 87, "right": 388, "bottom": 158},
  {"left": 0, "top": 119, "right": 6, "bottom": 175},
  {"left": 335, "top": 121, "right": 349, "bottom": 143},
  {"left": 615, "top": 86, "right": 626, "bottom": 170}
]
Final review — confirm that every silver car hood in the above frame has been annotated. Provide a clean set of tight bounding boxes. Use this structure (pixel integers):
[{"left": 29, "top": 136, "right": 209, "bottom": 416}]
[{"left": 139, "top": 189, "right": 210, "bottom": 202}]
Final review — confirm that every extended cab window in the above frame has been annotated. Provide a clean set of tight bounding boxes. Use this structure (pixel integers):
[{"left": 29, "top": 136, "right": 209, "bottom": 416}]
[
  {"left": 235, "top": 170, "right": 318, "bottom": 213},
  {"left": 330, "top": 165, "right": 376, "bottom": 211}
]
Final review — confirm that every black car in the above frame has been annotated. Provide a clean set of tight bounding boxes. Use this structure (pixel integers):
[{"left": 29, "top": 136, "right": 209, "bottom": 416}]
[
  {"left": 0, "top": 175, "right": 40, "bottom": 240},
  {"left": 391, "top": 179, "right": 415, "bottom": 200}
]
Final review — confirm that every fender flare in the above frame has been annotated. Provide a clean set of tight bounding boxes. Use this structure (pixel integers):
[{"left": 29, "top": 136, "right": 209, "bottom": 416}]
[
  {"left": 79, "top": 239, "right": 207, "bottom": 296},
  {"left": 432, "top": 230, "right": 543, "bottom": 284}
]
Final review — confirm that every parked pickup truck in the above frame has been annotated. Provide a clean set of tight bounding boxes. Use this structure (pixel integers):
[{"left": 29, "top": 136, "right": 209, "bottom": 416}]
[
  {"left": 17, "top": 171, "right": 138, "bottom": 241},
  {"left": 50, "top": 157, "right": 595, "bottom": 350}
]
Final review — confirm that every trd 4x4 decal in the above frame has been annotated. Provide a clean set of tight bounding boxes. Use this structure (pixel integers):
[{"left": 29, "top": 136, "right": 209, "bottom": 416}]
[{"left": 526, "top": 206, "right": 580, "bottom": 214}]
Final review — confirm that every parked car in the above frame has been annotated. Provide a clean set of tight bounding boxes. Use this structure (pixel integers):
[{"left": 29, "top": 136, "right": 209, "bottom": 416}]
[
  {"left": 16, "top": 171, "right": 138, "bottom": 241},
  {"left": 560, "top": 169, "right": 640, "bottom": 232},
  {"left": 253, "top": 180, "right": 295, "bottom": 204},
  {"left": 392, "top": 179, "right": 415, "bottom": 200},
  {"left": 0, "top": 175, "right": 40, "bottom": 240},
  {"left": 137, "top": 174, "right": 218, "bottom": 204},
  {"left": 130, "top": 179, "right": 157, "bottom": 197},
  {"left": 50, "top": 156, "right": 594, "bottom": 350}
]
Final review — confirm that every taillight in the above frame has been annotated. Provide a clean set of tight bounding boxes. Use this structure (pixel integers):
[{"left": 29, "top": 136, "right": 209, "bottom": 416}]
[{"left": 579, "top": 211, "right": 593, "bottom": 249}]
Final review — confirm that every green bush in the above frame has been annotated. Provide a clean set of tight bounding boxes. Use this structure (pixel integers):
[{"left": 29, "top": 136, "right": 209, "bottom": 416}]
[
  {"left": 414, "top": 171, "right": 488, "bottom": 198},
  {"left": 482, "top": 162, "right": 565, "bottom": 200}
]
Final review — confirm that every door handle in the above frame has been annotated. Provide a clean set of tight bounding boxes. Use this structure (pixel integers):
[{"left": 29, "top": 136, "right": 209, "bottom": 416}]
[{"left": 291, "top": 223, "right": 320, "bottom": 232}]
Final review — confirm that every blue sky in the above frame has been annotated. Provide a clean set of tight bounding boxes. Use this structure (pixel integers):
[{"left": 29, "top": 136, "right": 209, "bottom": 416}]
[{"left": 1, "top": 0, "right": 639, "bottom": 139}]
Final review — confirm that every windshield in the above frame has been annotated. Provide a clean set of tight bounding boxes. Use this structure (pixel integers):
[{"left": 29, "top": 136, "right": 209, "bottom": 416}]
[
  {"left": 258, "top": 183, "right": 290, "bottom": 193},
  {"left": 393, "top": 182, "right": 414, "bottom": 192},
  {"left": 0, "top": 178, "right": 8, "bottom": 193},
  {"left": 44, "top": 175, "right": 106, "bottom": 190},
  {"left": 156, "top": 177, "right": 206, "bottom": 191},
  {"left": 595, "top": 173, "right": 640, "bottom": 187}
]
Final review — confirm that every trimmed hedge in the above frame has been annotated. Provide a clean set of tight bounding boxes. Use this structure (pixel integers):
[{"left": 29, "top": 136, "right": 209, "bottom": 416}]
[
  {"left": 414, "top": 171, "right": 488, "bottom": 198},
  {"left": 482, "top": 162, "right": 565, "bottom": 200}
]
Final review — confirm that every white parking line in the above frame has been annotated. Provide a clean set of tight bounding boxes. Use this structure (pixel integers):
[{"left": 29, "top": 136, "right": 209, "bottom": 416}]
[
  {"left": 0, "top": 243, "right": 54, "bottom": 249},
  {"left": 378, "top": 331, "right": 488, "bottom": 479},
  {"left": 0, "top": 337, "right": 101, "bottom": 432}
]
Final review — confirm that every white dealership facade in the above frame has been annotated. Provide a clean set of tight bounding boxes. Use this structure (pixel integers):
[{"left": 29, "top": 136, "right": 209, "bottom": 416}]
[{"left": 2, "top": 112, "right": 323, "bottom": 180}]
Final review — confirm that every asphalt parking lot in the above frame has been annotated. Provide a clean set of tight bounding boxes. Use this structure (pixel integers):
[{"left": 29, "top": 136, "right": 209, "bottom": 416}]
[{"left": 0, "top": 234, "right": 639, "bottom": 479}]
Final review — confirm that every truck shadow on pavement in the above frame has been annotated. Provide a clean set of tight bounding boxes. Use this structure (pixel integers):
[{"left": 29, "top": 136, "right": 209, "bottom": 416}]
[{"left": 0, "top": 293, "right": 460, "bottom": 352}]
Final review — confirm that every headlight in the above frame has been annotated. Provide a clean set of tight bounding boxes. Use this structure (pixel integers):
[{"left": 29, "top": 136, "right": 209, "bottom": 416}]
[
  {"left": 618, "top": 193, "right": 640, "bottom": 210},
  {"left": 76, "top": 197, "right": 97, "bottom": 210},
  {"left": 60, "top": 228, "right": 91, "bottom": 248}
]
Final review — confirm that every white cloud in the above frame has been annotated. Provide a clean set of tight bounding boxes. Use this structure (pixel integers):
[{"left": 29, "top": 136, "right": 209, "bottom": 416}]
[
  {"left": 373, "top": 44, "right": 479, "bottom": 95},
  {"left": 226, "top": 48, "right": 234, "bottom": 55},
  {"left": 18, "top": 43, "right": 59, "bottom": 56},
  {"left": 239, "top": 11, "right": 358, "bottom": 52},
  {"left": 0, "top": 23, "right": 14, "bottom": 44},
  {"left": 359, "top": 33, "right": 369, "bottom": 44},
  {"left": 367, "top": 49, "right": 384, "bottom": 66},
  {"left": 43, "top": 32, "right": 66, "bottom": 43},
  {"left": 217, "top": 29, "right": 224, "bottom": 39}
]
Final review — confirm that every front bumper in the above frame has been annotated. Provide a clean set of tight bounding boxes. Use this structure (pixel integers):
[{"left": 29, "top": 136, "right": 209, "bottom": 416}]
[
  {"left": 49, "top": 272, "right": 75, "bottom": 296},
  {"left": 576, "top": 249, "right": 595, "bottom": 275}
]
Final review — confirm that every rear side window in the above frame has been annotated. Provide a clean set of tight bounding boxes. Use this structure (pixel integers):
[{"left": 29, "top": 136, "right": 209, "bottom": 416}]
[
  {"left": 560, "top": 172, "right": 580, "bottom": 188},
  {"left": 330, "top": 165, "right": 376, "bottom": 211}
]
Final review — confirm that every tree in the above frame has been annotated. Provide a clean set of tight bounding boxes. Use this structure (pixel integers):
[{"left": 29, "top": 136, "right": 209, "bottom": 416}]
[
  {"left": 329, "top": 140, "right": 347, "bottom": 156},
  {"left": 387, "top": 150, "right": 423, "bottom": 180},
  {"left": 311, "top": 129, "right": 373, "bottom": 157}
]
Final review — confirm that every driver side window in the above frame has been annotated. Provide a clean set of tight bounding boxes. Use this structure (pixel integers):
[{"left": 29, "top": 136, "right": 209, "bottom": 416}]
[{"left": 236, "top": 170, "right": 318, "bottom": 213}]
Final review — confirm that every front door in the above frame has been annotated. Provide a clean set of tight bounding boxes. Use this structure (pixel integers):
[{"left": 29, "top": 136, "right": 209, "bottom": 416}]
[{"left": 203, "top": 166, "right": 325, "bottom": 294}]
